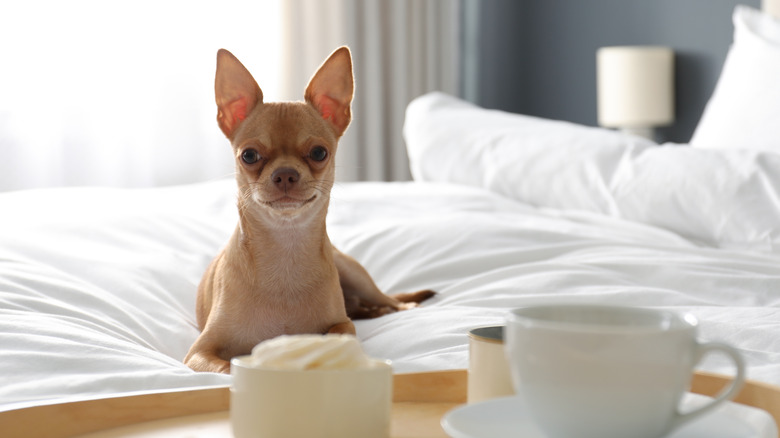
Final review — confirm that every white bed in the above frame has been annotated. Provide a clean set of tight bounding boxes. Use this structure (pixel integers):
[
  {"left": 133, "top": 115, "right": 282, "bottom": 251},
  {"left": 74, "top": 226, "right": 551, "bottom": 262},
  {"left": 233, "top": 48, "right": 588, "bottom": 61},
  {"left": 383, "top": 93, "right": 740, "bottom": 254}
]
[{"left": 2, "top": 3, "right": 780, "bottom": 420}]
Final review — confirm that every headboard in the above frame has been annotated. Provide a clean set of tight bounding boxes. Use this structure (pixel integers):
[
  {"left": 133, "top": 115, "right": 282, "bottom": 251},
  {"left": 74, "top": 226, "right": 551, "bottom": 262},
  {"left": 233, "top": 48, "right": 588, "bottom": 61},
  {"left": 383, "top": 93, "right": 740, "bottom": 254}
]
[{"left": 765, "top": 0, "right": 780, "bottom": 19}]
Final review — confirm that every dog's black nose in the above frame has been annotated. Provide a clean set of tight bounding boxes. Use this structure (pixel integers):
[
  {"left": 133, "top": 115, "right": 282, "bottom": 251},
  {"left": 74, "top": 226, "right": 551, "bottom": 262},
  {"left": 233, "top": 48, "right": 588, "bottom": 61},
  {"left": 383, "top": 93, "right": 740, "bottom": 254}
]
[{"left": 271, "top": 167, "right": 300, "bottom": 191}]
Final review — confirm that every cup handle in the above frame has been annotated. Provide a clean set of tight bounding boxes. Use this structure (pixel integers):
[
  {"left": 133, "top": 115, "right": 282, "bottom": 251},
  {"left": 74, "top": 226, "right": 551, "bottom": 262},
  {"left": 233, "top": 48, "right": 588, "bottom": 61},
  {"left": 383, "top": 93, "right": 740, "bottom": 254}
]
[{"left": 670, "top": 341, "right": 746, "bottom": 431}]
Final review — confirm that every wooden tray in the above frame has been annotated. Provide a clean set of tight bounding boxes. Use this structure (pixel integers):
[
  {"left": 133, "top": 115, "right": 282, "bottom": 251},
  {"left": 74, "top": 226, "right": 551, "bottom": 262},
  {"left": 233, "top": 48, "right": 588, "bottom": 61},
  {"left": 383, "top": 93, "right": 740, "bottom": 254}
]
[{"left": 3, "top": 370, "right": 779, "bottom": 438}]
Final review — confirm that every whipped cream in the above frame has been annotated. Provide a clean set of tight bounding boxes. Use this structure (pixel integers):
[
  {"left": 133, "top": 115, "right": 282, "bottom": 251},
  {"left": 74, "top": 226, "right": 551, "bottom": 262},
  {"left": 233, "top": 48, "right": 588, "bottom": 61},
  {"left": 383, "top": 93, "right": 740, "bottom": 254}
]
[{"left": 249, "top": 334, "right": 378, "bottom": 370}]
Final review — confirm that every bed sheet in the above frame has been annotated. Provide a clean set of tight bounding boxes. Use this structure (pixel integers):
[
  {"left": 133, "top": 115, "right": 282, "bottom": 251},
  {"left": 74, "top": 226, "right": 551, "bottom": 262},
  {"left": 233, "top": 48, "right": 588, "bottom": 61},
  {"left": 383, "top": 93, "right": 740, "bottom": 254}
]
[{"left": 1, "top": 179, "right": 779, "bottom": 412}]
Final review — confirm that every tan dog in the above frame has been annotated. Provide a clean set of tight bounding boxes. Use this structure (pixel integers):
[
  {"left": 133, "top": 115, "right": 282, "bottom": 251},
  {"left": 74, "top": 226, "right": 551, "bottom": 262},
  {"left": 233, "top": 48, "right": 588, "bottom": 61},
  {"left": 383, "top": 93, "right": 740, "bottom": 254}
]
[{"left": 184, "top": 47, "right": 434, "bottom": 373}]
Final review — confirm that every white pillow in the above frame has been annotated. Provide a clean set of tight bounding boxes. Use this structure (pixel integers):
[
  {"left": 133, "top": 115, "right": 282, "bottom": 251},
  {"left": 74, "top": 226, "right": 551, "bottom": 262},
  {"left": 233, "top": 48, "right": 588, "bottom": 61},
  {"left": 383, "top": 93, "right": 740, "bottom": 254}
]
[
  {"left": 404, "top": 92, "right": 780, "bottom": 252},
  {"left": 404, "top": 92, "right": 656, "bottom": 214},
  {"left": 690, "top": 6, "right": 780, "bottom": 151}
]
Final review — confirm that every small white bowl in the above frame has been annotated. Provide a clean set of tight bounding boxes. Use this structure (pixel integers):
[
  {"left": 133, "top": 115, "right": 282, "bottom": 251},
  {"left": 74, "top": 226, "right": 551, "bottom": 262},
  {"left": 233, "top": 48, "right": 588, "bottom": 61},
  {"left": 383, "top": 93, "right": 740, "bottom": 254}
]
[{"left": 231, "top": 355, "right": 393, "bottom": 438}]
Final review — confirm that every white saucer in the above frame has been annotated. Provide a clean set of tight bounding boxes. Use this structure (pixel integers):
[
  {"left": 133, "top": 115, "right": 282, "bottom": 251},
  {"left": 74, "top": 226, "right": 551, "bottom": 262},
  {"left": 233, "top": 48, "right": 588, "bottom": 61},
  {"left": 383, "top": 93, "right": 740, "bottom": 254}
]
[{"left": 441, "top": 394, "right": 777, "bottom": 438}]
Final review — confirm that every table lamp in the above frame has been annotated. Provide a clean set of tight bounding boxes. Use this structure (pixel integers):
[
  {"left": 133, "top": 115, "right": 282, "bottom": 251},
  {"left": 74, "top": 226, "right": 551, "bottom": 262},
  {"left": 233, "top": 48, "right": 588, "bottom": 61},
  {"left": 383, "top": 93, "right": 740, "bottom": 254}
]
[{"left": 597, "top": 46, "right": 674, "bottom": 140}]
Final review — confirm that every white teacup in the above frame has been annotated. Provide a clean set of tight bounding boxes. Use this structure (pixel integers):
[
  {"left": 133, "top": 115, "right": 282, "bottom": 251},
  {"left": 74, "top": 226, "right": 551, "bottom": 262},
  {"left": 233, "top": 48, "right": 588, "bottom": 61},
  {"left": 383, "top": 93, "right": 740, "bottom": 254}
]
[
  {"left": 231, "top": 356, "right": 392, "bottom": 438},
  {"left": 505, "top": 304, "right": 745, "bottom": 438}
]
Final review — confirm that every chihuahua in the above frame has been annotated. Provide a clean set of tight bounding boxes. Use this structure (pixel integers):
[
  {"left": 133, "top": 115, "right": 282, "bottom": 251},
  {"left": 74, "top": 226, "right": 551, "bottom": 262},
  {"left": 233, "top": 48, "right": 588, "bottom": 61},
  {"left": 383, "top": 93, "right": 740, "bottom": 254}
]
[{"left": 184, "top": 47, "right": 434, "bottom": 373}]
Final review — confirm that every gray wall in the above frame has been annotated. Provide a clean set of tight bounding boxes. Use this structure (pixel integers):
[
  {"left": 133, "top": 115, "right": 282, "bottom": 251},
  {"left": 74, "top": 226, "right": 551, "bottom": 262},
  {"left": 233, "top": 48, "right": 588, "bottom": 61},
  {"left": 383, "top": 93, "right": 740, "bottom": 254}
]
[{"left": 464, "top": 0, "right": 761, "bottom": 143}]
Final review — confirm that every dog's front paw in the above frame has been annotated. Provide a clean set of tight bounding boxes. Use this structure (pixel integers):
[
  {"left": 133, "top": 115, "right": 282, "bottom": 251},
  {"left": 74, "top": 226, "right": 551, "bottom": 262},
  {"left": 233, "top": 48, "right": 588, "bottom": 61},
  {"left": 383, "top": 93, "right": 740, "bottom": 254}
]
[
  {"left": 327, "top": 320, "right": 357, "bottom": 335},
  {"left": 185, "top": 355, "right": 231, "bottom": 374}
]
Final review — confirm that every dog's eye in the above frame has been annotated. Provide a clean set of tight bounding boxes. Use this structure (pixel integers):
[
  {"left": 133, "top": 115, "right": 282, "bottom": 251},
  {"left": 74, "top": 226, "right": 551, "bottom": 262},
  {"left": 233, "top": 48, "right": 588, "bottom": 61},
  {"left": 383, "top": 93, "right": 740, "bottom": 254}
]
[
  {"left": 241, "top": 149, "right": 261, "bottom": 164},
  {"left": 309, "top": 146, "right": 328, "bottom": 162}
]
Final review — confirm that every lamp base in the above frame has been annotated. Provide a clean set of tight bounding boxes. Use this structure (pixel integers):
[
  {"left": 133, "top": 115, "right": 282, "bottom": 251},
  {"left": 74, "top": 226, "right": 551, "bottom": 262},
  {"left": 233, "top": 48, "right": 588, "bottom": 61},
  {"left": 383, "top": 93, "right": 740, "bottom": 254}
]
[{"left": 619, "top": 127, "right": 655, "bottom": 141}]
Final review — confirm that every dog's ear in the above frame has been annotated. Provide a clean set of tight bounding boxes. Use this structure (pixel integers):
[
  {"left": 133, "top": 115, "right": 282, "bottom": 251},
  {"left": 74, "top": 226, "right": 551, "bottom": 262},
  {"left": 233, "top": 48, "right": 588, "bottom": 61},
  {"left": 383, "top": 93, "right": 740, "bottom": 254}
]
[
  {"left": 215, "top": 49, "right": 263, "bottom": 139},
  {"left": 304, "top": 46, "right": 354, "bottom": 137}
]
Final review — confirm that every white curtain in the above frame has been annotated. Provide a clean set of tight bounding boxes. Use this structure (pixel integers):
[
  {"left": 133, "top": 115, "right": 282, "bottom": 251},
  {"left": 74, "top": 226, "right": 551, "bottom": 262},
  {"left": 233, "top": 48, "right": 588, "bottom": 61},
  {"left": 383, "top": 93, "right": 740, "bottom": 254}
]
[
  {"left": 281, "top": 0, "right": 461, "bottom": 181},
  {"left": 0, "top": 0, "right": 459, "bottom": 191}
]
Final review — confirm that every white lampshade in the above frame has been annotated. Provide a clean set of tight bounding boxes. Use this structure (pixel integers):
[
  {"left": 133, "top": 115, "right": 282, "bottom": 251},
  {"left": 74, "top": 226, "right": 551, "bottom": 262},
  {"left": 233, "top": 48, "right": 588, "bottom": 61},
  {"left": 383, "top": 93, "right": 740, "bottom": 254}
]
[
  {"left": 597, "top": 46, "right": 675, "bottom": 132},
  {"left": 763, "top": 0, "right": 780, "bottom": 20}
]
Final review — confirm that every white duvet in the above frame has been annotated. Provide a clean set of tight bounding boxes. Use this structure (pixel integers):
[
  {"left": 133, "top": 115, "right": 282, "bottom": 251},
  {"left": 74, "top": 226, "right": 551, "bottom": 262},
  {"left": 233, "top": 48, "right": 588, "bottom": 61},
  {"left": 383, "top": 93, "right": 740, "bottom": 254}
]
[{"left": 1, "top": 93, "right": 780, "bottom": 413}]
